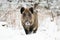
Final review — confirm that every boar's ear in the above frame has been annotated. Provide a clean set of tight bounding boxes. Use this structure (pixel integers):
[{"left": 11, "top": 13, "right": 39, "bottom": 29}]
[
  {"left": 20, "top": 7, "right": 25, "bottom": 14},
  {"left": 29, "top": 7, "right": 34, "bottom": 13}
]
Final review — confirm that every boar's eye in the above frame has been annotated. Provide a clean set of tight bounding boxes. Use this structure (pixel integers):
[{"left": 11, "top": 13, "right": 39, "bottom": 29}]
[{"left": 23, "top": 13, "right": 26, "bottom": 16}]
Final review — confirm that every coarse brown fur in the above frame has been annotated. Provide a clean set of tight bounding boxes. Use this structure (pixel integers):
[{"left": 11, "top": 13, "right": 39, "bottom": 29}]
[{"left": 20, "top": 7, "right": 38, "bottom": 34}]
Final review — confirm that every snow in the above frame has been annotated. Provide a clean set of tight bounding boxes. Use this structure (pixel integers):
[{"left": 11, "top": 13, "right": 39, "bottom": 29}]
[{"left": 0, "top": 16, "right": 57, "bottom": 40}]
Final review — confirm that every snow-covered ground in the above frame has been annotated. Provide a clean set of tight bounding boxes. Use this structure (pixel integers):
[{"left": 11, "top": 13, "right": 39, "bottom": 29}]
[{"left": 0, "top": 16, "right": 57, "bottom": 40}]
